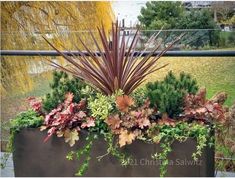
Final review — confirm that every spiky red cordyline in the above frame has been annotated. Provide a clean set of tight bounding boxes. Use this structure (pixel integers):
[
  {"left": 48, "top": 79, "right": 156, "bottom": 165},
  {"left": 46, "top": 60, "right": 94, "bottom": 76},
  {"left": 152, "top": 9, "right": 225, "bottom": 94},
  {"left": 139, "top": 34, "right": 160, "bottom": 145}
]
[{"left": 43, "top": 22, "right": 183, "bottom": 95}]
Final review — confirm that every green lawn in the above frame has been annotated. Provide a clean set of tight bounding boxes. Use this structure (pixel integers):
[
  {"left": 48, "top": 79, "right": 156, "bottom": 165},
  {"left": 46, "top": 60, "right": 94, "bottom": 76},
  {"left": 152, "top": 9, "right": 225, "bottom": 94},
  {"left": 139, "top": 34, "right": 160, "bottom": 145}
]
[{"left": 146, "top": 56, "right": 235, "bottom": 106}]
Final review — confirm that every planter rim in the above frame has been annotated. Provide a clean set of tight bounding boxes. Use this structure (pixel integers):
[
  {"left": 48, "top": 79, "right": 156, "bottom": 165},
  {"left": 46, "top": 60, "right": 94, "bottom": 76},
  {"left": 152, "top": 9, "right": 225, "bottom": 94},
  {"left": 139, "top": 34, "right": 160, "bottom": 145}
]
[{"left": 18, "top": 127, "right": 205, "bottom": 141}]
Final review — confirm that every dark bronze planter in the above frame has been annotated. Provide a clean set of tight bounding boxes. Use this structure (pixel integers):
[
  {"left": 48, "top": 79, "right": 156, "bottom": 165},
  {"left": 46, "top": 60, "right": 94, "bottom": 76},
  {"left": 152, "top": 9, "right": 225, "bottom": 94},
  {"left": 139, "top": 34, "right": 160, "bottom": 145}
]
[{"left": 13, "top": 128, "right": 214, "bottom": 177}]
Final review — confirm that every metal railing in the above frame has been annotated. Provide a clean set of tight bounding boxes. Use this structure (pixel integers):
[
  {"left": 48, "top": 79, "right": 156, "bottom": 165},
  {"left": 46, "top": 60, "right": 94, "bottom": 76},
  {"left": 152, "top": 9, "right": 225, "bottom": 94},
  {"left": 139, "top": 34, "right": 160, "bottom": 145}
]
[{"left": 1, "top": 50, "right": 235, "bottom": 57}]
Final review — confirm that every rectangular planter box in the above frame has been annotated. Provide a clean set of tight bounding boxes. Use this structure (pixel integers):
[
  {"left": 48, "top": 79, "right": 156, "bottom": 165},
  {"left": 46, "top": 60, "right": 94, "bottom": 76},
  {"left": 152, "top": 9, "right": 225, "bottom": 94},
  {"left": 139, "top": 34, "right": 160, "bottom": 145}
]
[{"left": 13, "top": 128, "right": 214, "bottom": 177}]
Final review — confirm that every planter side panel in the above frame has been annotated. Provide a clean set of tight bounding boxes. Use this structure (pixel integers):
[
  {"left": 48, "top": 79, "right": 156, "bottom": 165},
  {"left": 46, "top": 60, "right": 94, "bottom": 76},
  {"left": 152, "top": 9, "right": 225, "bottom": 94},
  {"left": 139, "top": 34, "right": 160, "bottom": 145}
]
[
  {"left": 13, "top": 129, "right": 80, "bottom": 177},
  {"left": 165, "top": 139, "right": 214, "bottom": 177},
  {"left": 13, "top": 129, "right": 214, "bottom": 177}
]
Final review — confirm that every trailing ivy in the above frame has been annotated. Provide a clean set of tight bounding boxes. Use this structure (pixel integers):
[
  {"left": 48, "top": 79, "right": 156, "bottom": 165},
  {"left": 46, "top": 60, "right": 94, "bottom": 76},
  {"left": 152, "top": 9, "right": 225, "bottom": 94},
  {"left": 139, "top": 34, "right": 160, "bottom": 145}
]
[
  {"left": 103, "top": 132, "right": 131, "bottom": 166},
  {"left": 149, "top": 122, "right": 214, "bottom": 177},
  {"left": 88, "top": 119, "right": 109, "bottom": 136},
  {"left": 152, "top": 140, "right": 173, "bottom": 177},
  {"left": 66, "top": 131, "right": 131, "bottom": 176},
  {"left": 66, "top": 134, "right": 95, "bottom": 176},
  {"left": 1, "top": 110, "right": 43, "bottom": 169}
]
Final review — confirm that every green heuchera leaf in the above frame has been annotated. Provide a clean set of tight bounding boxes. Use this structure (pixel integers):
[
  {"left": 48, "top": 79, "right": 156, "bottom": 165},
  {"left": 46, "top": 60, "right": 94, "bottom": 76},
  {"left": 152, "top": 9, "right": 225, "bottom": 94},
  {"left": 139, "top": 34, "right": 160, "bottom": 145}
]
[
  {"left": 146, "top": 71, "right": 198, "bottom": 118},
  {"left": 10, "top": 110, "right": 43, "bottom": 133}
]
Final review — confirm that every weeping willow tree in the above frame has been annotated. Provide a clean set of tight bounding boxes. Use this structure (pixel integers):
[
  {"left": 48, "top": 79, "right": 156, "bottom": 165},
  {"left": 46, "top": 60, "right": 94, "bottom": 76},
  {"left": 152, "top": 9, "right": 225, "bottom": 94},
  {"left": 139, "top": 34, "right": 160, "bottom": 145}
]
[{"left": 1, "top": 1, "right": 114, "bottom": 95}]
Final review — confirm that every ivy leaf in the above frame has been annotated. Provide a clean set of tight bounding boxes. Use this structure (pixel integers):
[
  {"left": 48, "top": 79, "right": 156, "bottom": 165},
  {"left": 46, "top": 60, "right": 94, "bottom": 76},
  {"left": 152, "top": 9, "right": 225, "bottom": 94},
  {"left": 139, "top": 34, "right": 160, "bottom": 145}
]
[
  {"left": 119, "top": 129, "right": 135, "bottom": 147},
  {"left": 66, "top": 151, "right": 75, "bottom": 161},
  {"left": 105, "top": 114, "right": 122, "bottom": 130},
  {"left": 64, "top": 129, "right": 79, "bottom": 147},
  {"left": 116, "top": 95, "right": 134, "bottom": 112},
  {"left": 152, "top": 135, "right": 162, "bottom": 144}
]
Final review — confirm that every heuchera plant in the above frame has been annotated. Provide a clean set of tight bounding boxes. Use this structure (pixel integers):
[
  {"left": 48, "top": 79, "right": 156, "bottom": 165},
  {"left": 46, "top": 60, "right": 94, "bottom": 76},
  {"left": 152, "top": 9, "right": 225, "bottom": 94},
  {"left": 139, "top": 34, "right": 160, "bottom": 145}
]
[
  {"left": 27, "top": 97, "right": 43, "bottom": 114},
  {"left": 184, "top": 88, "right": 225, "bottom": 123},
  {"left": 105, "top": 96, "right": 154, "bottom": 147},
  {"left": 40, "top": 92, "right": 95, "bottom": 146}
]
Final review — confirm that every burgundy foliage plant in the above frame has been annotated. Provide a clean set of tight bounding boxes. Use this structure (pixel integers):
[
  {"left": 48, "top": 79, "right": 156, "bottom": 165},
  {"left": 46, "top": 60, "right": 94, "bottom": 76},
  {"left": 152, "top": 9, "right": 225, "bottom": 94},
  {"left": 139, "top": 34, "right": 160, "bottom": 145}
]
[
  {"left": 43, "top": 22, "right": 183, "bottom": 95},
  {"left": 41, "top": 92, "right": 95, "bottom": 146}
]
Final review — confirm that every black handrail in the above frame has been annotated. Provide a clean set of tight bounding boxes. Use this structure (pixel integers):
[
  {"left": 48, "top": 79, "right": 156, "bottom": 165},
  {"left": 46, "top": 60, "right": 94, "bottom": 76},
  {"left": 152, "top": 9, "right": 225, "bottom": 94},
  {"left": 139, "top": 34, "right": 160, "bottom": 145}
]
[{"left": 0, "top": 50, "right": 235, "bottom": 57}]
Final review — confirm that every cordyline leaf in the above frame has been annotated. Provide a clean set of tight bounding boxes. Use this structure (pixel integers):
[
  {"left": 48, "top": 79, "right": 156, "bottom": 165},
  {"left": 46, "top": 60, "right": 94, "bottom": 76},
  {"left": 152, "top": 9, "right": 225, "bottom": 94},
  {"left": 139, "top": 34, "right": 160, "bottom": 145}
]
[
  {"left": 116, "top": 95, "right": 134, "bottom": 112},
  {"left": 43, "top": 22, "right": 182, "bottom": 95},
  {"left": 119, "top": 129, "right": 136, "bottom": 147}
]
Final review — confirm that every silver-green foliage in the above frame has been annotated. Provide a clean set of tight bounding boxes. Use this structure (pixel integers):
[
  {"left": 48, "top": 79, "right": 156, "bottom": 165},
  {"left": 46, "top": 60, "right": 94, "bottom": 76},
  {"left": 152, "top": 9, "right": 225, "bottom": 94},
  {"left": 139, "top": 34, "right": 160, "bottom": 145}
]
[
  {"left": 88, "top": 93, "right": 114, "bottom": 120},
  {"left": 88, "top": 90, "right": 123, "bottom": 120}
]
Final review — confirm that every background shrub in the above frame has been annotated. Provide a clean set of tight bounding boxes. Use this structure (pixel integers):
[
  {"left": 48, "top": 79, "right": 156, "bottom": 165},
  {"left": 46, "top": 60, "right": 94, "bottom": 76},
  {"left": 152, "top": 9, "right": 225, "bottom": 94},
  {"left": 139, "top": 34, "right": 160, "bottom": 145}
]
[
  {"left": 42, "top": 71, "right": 87, "bottom": 112},
  {"left": 146, "top": 71, "right": 198, "bottom": 118}
]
